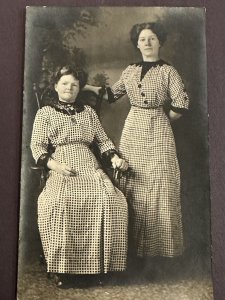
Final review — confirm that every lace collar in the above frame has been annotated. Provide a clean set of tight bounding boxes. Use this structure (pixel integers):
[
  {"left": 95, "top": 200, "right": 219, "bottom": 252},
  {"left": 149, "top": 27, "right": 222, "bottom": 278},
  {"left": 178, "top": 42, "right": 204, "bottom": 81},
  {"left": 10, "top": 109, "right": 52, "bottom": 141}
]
[{"left": 51, "top": 100, "right": 84, "bottom": 114}]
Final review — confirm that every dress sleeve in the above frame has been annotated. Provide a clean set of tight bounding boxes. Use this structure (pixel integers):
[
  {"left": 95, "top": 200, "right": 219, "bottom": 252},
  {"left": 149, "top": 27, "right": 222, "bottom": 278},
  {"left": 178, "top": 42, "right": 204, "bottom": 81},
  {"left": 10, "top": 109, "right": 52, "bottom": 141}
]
[
  {"left": 168, "top": 66, "right": 190, "bottom": 113},
  {"left": 87, "top": 107, "right": 116, "bottom": 154},
  {"left": 30, "top": 108, "right": 50, "bottom": 164},
  {"left": 108, "top": 66, "right": 130, "bottom": 102}
]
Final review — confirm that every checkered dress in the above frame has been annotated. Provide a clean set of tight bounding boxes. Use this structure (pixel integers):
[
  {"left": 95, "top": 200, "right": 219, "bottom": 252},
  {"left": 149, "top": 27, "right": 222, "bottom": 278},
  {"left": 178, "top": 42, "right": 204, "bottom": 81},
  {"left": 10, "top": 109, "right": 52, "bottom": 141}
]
[
  {"left": 30, "top": 105, "right": 128, "bottom": 274},
  {"left": 110, "top": 62, "right": 190, "bottom": 257}
]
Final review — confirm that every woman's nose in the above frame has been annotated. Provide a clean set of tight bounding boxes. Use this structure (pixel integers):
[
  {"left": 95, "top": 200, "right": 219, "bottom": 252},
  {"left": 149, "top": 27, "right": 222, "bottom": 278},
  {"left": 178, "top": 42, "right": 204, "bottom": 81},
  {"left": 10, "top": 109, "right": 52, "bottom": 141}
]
[{"left": 146, "top": 39, "right": 151, "bottom": 46}]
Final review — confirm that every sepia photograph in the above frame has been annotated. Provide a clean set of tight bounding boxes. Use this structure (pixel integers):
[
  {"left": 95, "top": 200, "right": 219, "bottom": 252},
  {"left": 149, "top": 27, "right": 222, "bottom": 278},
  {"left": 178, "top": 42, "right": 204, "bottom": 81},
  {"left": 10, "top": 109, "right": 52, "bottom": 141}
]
[{"left": 17, "top": 6, "right": 213, "bottom": 299}]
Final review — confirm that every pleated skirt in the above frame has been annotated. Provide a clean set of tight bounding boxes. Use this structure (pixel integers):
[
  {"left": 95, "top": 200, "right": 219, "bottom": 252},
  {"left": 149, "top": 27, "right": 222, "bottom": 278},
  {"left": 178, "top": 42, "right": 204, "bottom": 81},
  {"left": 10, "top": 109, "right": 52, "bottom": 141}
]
[{"left": 38, "top": 144, "right": 128, "bottom": 273}]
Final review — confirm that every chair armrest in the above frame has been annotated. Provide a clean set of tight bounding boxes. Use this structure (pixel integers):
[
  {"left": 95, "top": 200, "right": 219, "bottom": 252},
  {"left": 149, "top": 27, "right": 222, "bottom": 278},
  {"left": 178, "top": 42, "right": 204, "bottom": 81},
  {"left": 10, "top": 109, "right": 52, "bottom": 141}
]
[{"left": 31, "top": 166, "right": 47, "bottom": 190}]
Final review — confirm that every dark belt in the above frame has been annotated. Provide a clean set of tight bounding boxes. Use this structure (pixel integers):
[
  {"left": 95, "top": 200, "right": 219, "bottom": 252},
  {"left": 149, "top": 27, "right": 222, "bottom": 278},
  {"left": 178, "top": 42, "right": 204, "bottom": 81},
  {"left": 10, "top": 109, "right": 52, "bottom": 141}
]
[{"left": 131, "top": 105, "right": 162, "bottom": 110}]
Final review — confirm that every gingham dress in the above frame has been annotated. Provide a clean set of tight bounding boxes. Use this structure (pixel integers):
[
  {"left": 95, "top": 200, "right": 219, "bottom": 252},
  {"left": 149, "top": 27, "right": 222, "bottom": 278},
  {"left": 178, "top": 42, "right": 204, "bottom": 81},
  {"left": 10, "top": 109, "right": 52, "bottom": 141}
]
[
  {"left": 110, "top": 61, "right": 190, "bottom": 257},
  {"left": 30, "top": 105, "right": 128, "bottom": 274}
]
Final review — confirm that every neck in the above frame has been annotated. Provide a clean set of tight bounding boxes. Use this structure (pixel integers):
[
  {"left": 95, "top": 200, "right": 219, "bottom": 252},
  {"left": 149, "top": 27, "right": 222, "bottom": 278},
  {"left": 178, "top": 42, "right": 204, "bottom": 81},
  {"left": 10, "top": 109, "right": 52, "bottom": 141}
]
[
  {"left": 58, "top": 99, "right": 75, "bottom": 105},
  {"left": 142, "top": 56, "right": 159, "bottom": 62}
]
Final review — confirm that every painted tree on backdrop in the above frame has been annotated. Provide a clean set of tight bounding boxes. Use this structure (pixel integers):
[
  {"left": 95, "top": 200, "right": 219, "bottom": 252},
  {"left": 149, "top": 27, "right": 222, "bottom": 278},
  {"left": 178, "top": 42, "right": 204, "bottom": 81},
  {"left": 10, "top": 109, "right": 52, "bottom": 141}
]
[{"left": 29, "top": 7, "right": 108, "bottom": 108}]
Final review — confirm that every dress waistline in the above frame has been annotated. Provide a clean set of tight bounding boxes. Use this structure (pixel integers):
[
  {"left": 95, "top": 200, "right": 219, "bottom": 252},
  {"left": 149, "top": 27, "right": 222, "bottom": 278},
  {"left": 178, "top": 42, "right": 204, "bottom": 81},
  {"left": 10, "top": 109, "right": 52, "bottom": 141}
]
[
  {"left": 55, "top": 141, "right": 91, "bottom": 148},
  {"left": 131, "top": 105, "right": 163, "bottom": 110}
]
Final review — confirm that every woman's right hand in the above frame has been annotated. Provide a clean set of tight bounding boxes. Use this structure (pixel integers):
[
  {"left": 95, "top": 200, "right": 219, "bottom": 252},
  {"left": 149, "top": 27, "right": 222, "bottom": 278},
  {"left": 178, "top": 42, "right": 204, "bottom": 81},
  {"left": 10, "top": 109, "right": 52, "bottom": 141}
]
[
  {"left": 83, "top": 84, "right": 102, "bottom": 95},
  {"left": 47, "top": 158, "right": 76, "bottom": 176}
]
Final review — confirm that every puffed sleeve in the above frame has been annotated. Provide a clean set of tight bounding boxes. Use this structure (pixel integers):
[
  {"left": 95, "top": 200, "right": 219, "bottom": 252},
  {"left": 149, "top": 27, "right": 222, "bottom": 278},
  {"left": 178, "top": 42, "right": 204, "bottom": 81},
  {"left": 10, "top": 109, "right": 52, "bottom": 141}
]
[
  {"left": 168, "top": 66, "right": 190, "bottom": 113},
  {"left": 30, "top": 108, "right": 50, "bottom": 165},
  {"left": 107, "top": 66, "right": 131, "bottom": 103}
]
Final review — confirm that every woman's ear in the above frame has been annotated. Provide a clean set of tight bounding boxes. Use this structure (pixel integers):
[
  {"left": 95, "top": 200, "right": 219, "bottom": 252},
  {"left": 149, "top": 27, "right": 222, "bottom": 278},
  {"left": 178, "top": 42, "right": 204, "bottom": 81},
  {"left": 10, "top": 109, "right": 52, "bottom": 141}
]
[{"left": 54, "top": 83, "right": 58, "bottom": 92}]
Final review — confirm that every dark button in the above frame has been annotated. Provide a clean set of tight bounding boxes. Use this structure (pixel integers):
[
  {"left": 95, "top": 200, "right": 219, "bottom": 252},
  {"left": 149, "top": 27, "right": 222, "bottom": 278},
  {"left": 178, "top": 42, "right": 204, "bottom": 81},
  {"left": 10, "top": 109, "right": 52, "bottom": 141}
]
[
  {"left": 138, "top": 84, "right": 142, "bottom": 88},
  {"left": 141, "top": 92, "right": 145, "bottom": 97},
  {"left": 144, "top": 100, "right": 148, "bottom": 104}
]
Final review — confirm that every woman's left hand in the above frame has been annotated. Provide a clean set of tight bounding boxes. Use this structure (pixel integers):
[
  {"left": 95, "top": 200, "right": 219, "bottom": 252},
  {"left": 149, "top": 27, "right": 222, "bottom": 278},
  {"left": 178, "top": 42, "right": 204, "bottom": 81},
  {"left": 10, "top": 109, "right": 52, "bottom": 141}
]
[
  {"left": 169, "top": 110, "right": 182, "bottom": 122},
  {"left": 111, "top": 154, "right": 128, "bottom": 171}
]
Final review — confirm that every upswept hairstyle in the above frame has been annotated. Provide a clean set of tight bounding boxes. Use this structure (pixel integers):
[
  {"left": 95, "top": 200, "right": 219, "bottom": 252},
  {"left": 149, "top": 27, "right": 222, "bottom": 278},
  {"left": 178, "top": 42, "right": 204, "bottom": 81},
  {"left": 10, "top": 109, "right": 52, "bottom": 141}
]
[
  {"left": 54, "top": 64, "right": 88, "bottom": 89},
  {"left": 40, "top": 65, "right": 88, "bottom": 107},
  {"left": 130, "top": 22, "right": 167, "bottom": 47}
]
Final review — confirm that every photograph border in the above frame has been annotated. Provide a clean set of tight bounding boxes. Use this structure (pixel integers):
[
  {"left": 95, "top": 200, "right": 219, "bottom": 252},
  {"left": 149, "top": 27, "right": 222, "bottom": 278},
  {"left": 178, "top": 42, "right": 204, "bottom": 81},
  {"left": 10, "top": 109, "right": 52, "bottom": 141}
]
[{"left": 1, "top": 1, "right": 225, "bottom": 299}]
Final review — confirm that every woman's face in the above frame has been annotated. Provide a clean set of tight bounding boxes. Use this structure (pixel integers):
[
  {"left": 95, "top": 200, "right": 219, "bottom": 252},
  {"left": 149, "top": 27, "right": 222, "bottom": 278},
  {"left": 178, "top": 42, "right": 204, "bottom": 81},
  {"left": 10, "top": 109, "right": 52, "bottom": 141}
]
[
  {"left": 55, "top": 74, "right": 80, "bottom": 103},
  {"left": 137, "top": 29, "right": 160, "bottom": 61}
]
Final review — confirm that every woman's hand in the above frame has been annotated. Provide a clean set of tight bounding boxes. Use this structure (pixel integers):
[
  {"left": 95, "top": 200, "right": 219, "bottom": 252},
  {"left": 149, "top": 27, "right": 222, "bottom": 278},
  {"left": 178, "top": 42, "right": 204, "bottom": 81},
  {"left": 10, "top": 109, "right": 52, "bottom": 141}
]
[
  {"left": 169, "top": 110, "right": 182, "bottom": 122},
  {"left": 111, "top": 154, "right": 128, "bottom": 171},
  {"left": 83, "top": 84, "right": 102, "bottom": 95},
  {"left": 47, "top": 158, "right": 76, "bottom": 176}
]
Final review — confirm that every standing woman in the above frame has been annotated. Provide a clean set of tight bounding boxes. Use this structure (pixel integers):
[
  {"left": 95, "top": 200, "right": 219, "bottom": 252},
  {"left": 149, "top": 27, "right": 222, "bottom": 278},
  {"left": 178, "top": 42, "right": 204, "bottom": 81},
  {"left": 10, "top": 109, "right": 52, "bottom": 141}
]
[
  {"left": 105, "top": 22, "right": 190, "bottom": 264},
  {"left": 30, "top": 65, "right": 128, "bottom": 287}
]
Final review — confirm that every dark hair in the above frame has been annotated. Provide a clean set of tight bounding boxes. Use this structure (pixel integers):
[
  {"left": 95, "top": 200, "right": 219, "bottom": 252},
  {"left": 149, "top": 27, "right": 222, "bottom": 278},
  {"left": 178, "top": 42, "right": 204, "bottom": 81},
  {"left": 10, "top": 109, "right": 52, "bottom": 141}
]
[
  {"left": 40, "top": 65, "right": 88, "bottom": 108},
  {"left": 54, "top": 64, "right": 88, "bottom": 89},
  {"left": 130, "top": 22, "right": 167, "bottom": 47}
]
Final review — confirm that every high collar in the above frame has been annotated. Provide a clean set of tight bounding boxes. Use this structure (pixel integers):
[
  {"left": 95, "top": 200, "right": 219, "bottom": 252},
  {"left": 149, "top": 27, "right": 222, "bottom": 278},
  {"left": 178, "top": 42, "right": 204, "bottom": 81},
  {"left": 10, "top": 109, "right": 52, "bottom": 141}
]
[
  {"left": 51, "top": 99, "right": 84, "bottom": 114},
  {"left": 58, "top": 100, "right": 75, "bottom": 106}
]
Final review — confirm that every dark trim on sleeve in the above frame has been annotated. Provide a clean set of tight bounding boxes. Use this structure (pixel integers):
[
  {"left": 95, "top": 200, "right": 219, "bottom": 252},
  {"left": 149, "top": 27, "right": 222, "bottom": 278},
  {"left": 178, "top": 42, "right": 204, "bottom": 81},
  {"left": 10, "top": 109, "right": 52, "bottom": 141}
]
[
  {"left": 106, "top": 87, "right": 116, "bottom": 103},
  {"left": 170, "top": 105, "right": 188, "bottom": 114},
  {"left": 101, "top": 149, "right": 120, "bottom": 167},
  {"left": 37, "top": 153, "right": 51, "bottom": 170}
]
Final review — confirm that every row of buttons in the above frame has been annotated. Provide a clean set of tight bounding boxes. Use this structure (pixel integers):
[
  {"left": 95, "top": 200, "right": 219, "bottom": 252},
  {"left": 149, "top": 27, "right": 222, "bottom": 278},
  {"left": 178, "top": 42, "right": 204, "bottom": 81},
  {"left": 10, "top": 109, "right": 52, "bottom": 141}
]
[{"left": 138, "top": 83, "right": 148, "bottom": 104}]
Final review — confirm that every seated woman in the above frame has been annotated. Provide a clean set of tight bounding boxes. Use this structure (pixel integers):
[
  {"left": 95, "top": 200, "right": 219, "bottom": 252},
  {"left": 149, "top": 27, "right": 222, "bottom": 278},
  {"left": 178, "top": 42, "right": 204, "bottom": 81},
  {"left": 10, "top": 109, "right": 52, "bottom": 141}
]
[{"left": 30, "top": 65, "right": 128, "bottom": 288}]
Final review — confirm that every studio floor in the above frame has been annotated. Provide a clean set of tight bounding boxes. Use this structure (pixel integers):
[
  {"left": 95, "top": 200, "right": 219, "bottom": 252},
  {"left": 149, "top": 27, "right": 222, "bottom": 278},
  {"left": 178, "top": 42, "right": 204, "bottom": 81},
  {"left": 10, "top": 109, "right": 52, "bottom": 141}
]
[{"left": 17, "top": 258, "right": 213, "bottom": 300}]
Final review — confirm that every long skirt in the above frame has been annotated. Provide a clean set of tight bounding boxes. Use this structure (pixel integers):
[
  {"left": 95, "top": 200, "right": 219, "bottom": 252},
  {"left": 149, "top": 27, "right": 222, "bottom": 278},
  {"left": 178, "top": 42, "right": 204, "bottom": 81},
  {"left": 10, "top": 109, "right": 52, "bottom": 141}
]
[
  {"left": 38, "top": 144, "right": 128, "bottom": 274},
  {"left": 119, "top": 106, "right": 183, "bottom": 257}
]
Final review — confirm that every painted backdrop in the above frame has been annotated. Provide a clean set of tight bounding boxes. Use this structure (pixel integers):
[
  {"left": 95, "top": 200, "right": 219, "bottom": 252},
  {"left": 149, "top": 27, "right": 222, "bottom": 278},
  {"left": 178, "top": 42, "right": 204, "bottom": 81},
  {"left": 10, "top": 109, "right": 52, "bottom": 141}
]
[{"left": 19, "top": 6, "right": 210, "bottom": 279}]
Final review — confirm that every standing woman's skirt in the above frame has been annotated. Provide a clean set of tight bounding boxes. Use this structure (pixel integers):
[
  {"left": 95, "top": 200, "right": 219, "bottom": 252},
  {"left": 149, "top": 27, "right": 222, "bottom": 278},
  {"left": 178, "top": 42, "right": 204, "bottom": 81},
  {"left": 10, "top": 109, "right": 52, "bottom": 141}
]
[{"left": 119, "top": 106, "right": 183, "bottom": 257}]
